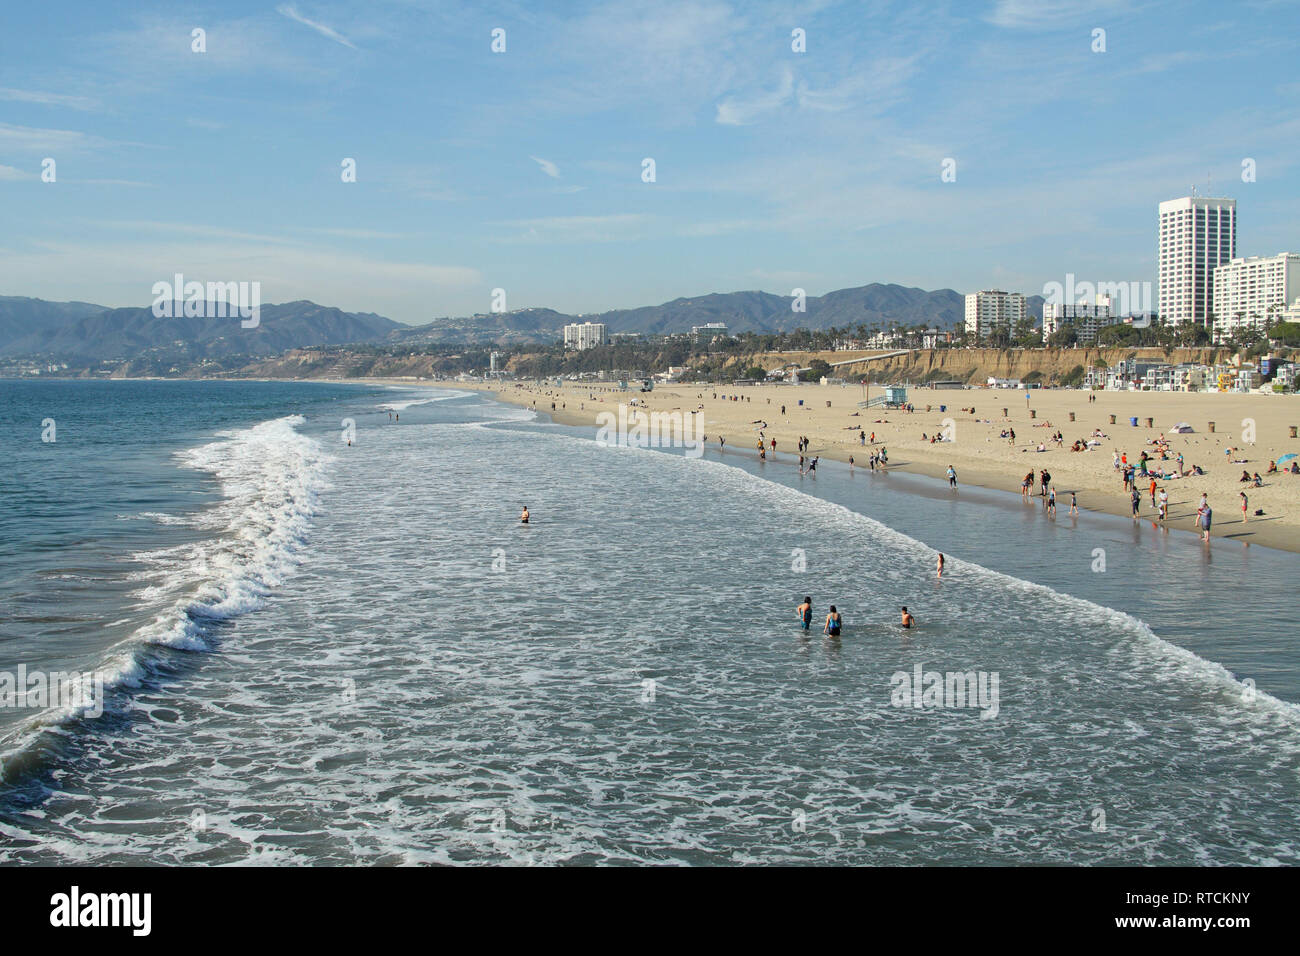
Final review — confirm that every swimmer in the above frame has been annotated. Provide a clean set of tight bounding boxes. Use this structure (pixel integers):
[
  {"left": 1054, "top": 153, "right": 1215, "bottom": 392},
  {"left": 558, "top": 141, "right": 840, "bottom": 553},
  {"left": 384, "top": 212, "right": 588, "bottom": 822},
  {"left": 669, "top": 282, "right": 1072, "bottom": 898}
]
[
  {"left": 796, "top": 596, "right": 813, "bottom": 631},
  {"left": 520, "top": 505, "right": 530, "bottom": 524},
  {"left": 824, "top": 605, "right": 842, "bottom": 637},
  {"left": 936, "top": 553, "right": 944, "bottom": 579},
  {"left": 900, "top": 606, "right": 915, "bottom": 629}
]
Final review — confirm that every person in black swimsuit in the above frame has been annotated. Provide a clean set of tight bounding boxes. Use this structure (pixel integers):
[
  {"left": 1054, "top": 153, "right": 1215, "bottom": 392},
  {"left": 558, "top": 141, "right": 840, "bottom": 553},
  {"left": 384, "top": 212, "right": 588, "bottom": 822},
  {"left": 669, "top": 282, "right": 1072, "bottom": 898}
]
[{"left": 824, "top": 606, "right": 842, "bottom": 637}]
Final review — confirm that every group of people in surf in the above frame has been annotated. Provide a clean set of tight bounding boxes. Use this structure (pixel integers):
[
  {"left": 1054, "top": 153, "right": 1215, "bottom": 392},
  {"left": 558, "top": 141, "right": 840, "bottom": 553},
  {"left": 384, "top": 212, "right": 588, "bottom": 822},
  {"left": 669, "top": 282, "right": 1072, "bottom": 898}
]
[
  {"left": 796, "top": 596, "right": 916, "bottom": 636},
  {"left": 795, "top": 553, "right": 941, "bottom": 637}
]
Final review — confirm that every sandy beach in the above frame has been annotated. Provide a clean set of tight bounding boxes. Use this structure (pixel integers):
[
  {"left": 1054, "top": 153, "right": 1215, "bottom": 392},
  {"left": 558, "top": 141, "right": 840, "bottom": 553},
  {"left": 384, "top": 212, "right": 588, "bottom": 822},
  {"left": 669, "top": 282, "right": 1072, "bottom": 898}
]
[{"left": 456, "top": 379, "right": 1300, "bottom": 554}]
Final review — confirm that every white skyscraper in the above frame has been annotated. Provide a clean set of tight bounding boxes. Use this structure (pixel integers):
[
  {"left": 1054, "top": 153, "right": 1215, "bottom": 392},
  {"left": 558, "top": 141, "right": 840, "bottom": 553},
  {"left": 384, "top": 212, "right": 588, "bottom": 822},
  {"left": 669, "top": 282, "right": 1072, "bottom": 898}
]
[
  {"left": 1157, "top": 195, "right": 1237, "bottom": 327},
  {"left": 964, "top": 291, "right": 1026, "bottom": 339},
  {"left": 1211, "top": 253, "right": 1300, "bottom": 341}
]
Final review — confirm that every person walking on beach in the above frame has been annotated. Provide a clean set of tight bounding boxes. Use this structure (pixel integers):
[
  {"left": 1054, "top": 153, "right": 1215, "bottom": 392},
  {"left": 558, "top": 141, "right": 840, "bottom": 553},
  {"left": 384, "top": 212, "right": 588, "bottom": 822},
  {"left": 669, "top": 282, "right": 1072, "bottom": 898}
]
[
  {"left": 1008, "top": 427, "right": 1015, "bottom": 445},
  {"left": 859, "top": 430, "right": 866, "bottom": 445},
  {"left": 798, "top": 453, "right": 805, "bottom": 473},
  {"left": 1149, "top": 477, "right": 1158, "bottom": 508},
  {"left": 1130, "top": 487, "right": 1141, "bottom": 517},
  {"left": 1199, "top": 501, "right": 1213, "bottom": 541},
  {"left": 1047, "top": 486, "right": 1057, "bottom": 516},
  {"left": 1069, "top": 490, "right": 1079, "bottom": 516},
  {"left": 1157, "top": 488, "right": 1168, "bottom": 522},
  {"left": 796, "top": 596, "right": 813, "bottom": 631},
  {"left": 946, "top": 465, "right": 957, "bottom": 488},
  {"left": 900, "top": 606, "right": 915, "bottom": 629},
  {"left": 936, "top": 553, "right": 945, "bottom": 579},
  {"left": 1022, "top": 471, "right": 1032, "bottom": 499},
  {"left": 824, "top": 606, "right": 842, "bottom": 637},
  {"left": 1240, "top": 491, "right": 1249, "bottom": 523},
  {"left": 808, "top": 456, "right": 818, "bottom": 476}
]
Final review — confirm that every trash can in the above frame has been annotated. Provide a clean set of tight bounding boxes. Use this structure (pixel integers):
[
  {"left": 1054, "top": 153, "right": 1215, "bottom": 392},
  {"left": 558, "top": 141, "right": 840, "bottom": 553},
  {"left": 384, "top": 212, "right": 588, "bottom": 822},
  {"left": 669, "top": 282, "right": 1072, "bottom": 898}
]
[
  {"left": 1129, "top": 417, "right": 1138, "bottom": 426},
  {"left": 1068, "top": 412, "right": 1075, "bottom": 422},
  {"left": 939, "top": 405, "right": 946, "bottom": 413},
  {"left": 798, "top": 399, "right": 804, "bottom": 406}
]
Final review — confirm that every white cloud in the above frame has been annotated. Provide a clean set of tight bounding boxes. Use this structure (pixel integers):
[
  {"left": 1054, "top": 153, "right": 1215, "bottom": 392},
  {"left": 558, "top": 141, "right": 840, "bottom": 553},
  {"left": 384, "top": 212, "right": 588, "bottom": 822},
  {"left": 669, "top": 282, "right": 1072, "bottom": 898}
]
[
  {"left": 530, "top": 155, "right": 561, "bottom": 179},
  {"left": 0, "top": 164, "right": 35, "bottom": 181},
  {"left": 0, "top": 88, "right": 99, "bottom": 111},
  {"left": 986, "top": 0, "right": 1132, "bottom": 30},
  {"left": 715, "top": 66, "right": 794, "bottom": 125},
  {"left": 0, "top": 122, "right": 112, "bottom": 153},
  {"left": 275, "top": 4, "right": 359, "bottom": 50},
  {"left": 494, "top": 213, "right": 652, "bottom": 243}
]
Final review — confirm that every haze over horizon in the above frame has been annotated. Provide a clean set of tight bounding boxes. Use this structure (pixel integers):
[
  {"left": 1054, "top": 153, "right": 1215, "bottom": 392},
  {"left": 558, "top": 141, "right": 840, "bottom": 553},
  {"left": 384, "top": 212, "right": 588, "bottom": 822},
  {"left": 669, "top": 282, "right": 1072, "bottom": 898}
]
[{"left": 2, "top": 0, "right": 1297, "bottom": 325}]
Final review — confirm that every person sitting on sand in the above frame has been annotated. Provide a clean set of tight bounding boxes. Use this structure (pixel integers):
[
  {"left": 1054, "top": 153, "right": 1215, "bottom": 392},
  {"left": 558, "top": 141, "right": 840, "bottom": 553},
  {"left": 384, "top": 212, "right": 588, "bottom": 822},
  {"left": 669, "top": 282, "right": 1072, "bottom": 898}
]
[
  {"left": 1253, "top": 473, "right": 1263, "bottom": 487},
  {"left": 1240, "top": 470, "right": 1252, "bottom": 483},
  {"left": 1291, "top": 462, "right": 1300, "bottom": 475},
  {"left": 1267, "top": 460, "right": 1277, "bottom": 473}
]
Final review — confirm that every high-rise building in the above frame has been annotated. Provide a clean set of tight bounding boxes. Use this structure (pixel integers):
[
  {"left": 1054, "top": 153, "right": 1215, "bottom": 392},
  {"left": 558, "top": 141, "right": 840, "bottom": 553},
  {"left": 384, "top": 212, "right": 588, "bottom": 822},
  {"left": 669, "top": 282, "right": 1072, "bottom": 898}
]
[
  {"left": 563, "top": 322, "right": 607, "bottom": 350},
  {"left": 964, "top": 291, "right": 1026, "bottom": 339},
  {"left": 691, "top": 322, "right": 729, "bottom": 342},
  {"left": 1042, "top": 295, "right": 1119, "bottom": 345},
  {"left": 1211, "top": 253, "right": 1300, "bottom": 341},
  {"left": 1157, "top": 195, "right": 1237, "bottom": 326}
]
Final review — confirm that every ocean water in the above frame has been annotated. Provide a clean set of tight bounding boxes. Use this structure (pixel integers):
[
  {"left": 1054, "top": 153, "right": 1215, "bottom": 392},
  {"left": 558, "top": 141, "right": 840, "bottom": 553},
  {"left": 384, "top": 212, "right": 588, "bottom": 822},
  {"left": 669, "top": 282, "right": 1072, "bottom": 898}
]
[{"left": 0, "top": 379, "right": 1297, "bottom": 865}]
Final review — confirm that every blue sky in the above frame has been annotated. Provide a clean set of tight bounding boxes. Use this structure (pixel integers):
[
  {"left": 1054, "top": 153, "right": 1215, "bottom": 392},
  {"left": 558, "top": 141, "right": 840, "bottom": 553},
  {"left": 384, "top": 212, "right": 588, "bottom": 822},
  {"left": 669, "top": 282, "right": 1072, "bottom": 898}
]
[{"left": 1, "top": 0, "right": 1297, "bottom": 325}]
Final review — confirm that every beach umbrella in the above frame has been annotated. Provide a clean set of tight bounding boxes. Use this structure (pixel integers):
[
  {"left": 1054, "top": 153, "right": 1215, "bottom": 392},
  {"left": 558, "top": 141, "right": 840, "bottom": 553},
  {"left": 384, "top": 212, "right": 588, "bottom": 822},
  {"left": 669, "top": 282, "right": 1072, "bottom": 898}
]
[{"left": 1278, "top": 453, "right": 1297, "bottom": 465}]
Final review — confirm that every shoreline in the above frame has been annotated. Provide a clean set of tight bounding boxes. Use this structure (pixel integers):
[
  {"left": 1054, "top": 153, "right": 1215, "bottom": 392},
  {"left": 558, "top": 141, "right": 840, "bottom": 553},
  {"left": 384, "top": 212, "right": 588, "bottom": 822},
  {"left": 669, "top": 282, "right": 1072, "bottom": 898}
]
[
  {"left": 18, "top": 375, "right": 1297, "bottom": 555},
  {"left": 453, "top": 379, "right": 1300, "bottom": 556}
]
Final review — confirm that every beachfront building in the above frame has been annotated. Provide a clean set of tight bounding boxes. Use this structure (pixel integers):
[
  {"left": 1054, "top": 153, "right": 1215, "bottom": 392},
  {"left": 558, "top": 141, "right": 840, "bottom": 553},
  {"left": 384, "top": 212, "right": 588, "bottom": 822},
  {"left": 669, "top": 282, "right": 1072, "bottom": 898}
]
[
  {"left": 1274, "top": 363, "right": 1298, "bottom": 390},
  {"left": 691, "top": 322, "right": 729, "bottom": 343},
  {"left": 1087, "top": 358, "right": 1165, "bottom": 391},
  {"left": 964, "top": 290, "right": 1027, "bottom": 340},
  {"left": 922, "top": 328, "right": 955, "bottom": 349},
  {"left": 1158, "top": 194, "right": 1237, "bottom": 327},
  {"left": 1042, "top": 295, "right": 1120, "bottom": 344},
  {"left": 1210, "top": 253, "right": 1300, "bottom": 342},
  {"left": 563, "top": 321, "right": 607, "bottom": 350}
]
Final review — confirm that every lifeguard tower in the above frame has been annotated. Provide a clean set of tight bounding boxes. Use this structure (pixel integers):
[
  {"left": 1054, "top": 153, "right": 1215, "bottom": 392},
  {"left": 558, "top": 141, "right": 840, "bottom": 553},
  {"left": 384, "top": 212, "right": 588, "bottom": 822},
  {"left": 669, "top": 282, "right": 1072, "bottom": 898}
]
[{"left": 859, "top": 385, "right": 909, "bottom": 409}]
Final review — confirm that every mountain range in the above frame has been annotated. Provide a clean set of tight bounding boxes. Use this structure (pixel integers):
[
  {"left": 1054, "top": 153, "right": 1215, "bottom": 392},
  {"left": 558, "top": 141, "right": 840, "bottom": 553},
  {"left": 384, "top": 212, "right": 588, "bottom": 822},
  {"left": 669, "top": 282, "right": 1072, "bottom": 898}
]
[
  {"left": 0, "top": 284, "right": 1048, "bottom": 360},
  {"left": 0, "top": 297, "right": 400, "bottom": 361}
]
